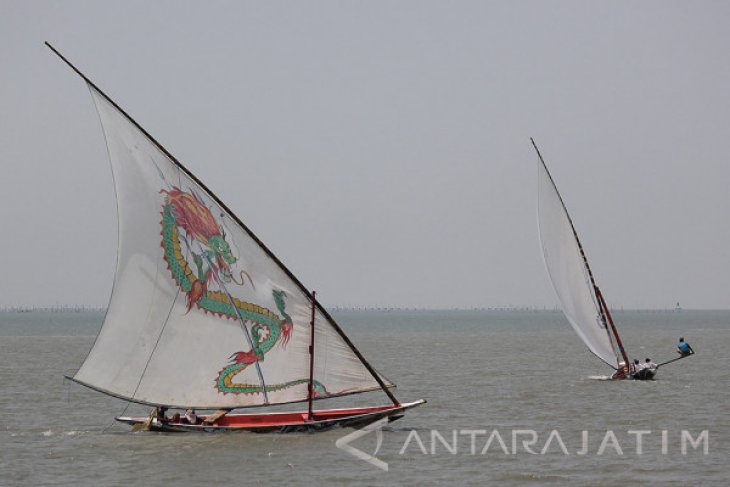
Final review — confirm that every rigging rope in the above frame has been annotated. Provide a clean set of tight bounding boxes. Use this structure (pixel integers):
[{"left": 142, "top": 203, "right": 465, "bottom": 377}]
[{"left": 127, "top": 286, "right": 181, "bottom": 406}]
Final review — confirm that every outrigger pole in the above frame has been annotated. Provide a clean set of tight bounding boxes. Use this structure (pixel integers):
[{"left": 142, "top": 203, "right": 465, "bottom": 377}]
[
  {"left": 46, "top": 41, "right": 400, "bottom": 408},
  {"left": 657, "top": 353, "right": 695, "bottom": 368}
]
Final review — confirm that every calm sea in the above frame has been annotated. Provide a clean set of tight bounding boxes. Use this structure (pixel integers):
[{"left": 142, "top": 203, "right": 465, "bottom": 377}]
[{"left": 1, "top": 309, "right": 727, "bottom": 486}]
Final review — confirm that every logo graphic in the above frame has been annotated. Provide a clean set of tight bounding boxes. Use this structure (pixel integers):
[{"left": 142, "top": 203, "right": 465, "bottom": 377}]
[{"left": 336, "top": 418, "right": 389, "bottom": 471}]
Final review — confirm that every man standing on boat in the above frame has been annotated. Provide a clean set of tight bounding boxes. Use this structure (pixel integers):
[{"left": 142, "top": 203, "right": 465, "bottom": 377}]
[
  {"left": 631, "top": 358, "right": 644, "bottom": 376},
  {"left": 677, "top": 337, "right": 694, "bottom": 357}
]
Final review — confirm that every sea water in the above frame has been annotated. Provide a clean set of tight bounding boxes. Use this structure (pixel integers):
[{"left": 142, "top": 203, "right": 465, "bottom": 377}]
[{"left": 1, "top": 309, "right": 727, "bottom": 486}]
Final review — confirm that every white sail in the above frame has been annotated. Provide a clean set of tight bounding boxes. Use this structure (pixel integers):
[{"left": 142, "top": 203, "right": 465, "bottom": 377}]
[
  {"left": 536, "top": 154, "right": 620, "bottom": 368},
  {"left": 72, "top": 85, "right": 392, "bottom": 408}
]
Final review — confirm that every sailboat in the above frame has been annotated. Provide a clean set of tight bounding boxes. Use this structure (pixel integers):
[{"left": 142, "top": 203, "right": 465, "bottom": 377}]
[
  {"left": 48, "top": 43, "right": 424, "bottom": 432},
  {"left": 532, "top": 138, "right": 648, "bottom": 380}
]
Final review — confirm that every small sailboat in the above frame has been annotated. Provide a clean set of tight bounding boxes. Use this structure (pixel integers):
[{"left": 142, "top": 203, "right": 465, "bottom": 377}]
[
  {"left": 48, "top": 43, "right": 424, "bottom": 431},
  {"left": 532, "top": 139, "right": 649, "bottom": 380}
]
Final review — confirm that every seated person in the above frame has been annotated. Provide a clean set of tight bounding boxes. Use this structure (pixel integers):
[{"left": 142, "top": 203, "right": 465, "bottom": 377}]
[
  {"left": 677, "top": 337, "right": 694, "bottom": 357},
  {"left": 156, "top": 407, "right": 168, "bottom": 422},
  {"left": 184, "top": 409, "right": 199, "bottom": 425}
]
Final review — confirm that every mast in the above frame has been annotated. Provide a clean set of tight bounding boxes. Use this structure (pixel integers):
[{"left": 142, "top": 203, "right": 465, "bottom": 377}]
[
  {"left": 46, "top": 42, "right": 399, "bottom": 407},
  {"left": 307, "top": 291, "right": 316, "bottom": 420},
  {"left": 210, "top": 256, "right": 270, "bottom": 405},
  {"left": 595, "top": 289, "right": 630, "bottom": 370},
  {"left": 532, "top": 137, "right": 628, "bottom": 368}
]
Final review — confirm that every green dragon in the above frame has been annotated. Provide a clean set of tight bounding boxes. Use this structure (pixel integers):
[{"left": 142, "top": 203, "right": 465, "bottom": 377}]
[{"left": 160, "top": 187, "right": 328, "bottom": 397}]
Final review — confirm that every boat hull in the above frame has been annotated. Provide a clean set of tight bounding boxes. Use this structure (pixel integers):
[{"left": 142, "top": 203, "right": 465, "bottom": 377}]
[
  {"left": 116, "top": 399, "right": 425, "bottom": 433},
  {"left": 631, "top": 368, "right": 657, "bottom": 381},
  {"left": 611, "top": 368, "right": 630, "bottom": 380},
  {"left": 610, "top": 368, "right": 658, "bottom": 381}
]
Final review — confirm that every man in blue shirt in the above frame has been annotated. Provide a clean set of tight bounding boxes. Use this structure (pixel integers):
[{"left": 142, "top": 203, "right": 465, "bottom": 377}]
[{"left": 677, "top": 337, "right": 694, "bottom": 357}]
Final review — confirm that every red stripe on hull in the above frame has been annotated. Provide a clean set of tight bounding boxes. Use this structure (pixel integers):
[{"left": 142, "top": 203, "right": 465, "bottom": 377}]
[{"left": 117, "top": 400, "right": 425, "bottom": 432}]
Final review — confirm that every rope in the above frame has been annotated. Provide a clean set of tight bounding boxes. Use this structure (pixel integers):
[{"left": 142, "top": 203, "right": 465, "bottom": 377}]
[{"left": 126, "top": 287, "right": 181, "bottom": 406}]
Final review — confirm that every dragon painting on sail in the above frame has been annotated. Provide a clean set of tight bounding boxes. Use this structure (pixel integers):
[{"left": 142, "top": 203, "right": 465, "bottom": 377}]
[
  {"left": 160, "top": 186, "right": 328, "bottom": 397},
  {"left": 50, "top": 42, "right": 423, "bottom": 432}
]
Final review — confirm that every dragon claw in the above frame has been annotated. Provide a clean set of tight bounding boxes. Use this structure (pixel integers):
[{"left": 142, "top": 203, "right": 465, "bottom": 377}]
[
  {"left": 279, "top": 319, "right": 293, "bottom": 348},
  {"left": 185, "top": 279, "right": 206, "bottom": 313},
  {"left": 231, "top": 350, "right": 264, "bottom": 365}
]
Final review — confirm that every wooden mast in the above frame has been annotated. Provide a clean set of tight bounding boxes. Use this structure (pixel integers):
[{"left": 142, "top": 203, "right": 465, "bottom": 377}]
[
  {"left": 46, "top": 41, "right": 400, "bottom": 407},
  {"left": 595, "top": 288, "right": 631, "bottom": 373},
  {"left": 307, "top": 291, "right": 317, "bottom": 420}
]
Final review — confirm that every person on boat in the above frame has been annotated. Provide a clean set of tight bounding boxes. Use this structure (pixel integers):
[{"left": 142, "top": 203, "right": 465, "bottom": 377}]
[
  {"left": 644, "top": 358, "right": 657, "bottom": 372},
  {"left": 156, "top": 406, "right": 168, "bottom": 422},
  {"left": 631, "top": 358, "right": 644, "bottom": 376},
  {"left": 677, "top": 337, "right": 694, "bottom": 357},
  {"left": 184, "top": 409, "right": 198, "bottom": 425}
]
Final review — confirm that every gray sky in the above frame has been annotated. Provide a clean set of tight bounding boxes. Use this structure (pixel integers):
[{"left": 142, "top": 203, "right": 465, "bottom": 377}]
[{"left": 1, "top": 1, "right": 728, "bottom": 309}]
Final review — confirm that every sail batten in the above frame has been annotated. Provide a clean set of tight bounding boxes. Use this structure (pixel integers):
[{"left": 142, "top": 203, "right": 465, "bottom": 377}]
[
  {"left": 65, "top": 375, "right": 392, "bottom": 411},
  {"left": 534, "top": 140, "right": 621, "bottom": 369},
  {"left": 49, "top": 43, "right": 394, "bottom": 409}
]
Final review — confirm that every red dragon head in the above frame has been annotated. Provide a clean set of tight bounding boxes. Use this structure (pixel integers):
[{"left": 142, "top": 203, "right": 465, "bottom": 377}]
[
  {"left": 162, "top": 187, "right": 237, "bottom": 280},
  {"left": 162, "top": 186, "right": 221, "bottom": 246}
]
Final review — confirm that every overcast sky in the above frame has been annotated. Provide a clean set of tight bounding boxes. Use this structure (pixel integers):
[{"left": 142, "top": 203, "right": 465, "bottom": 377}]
[{"left": 1, "top": 1, "right": 728, "bottom": 309}]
